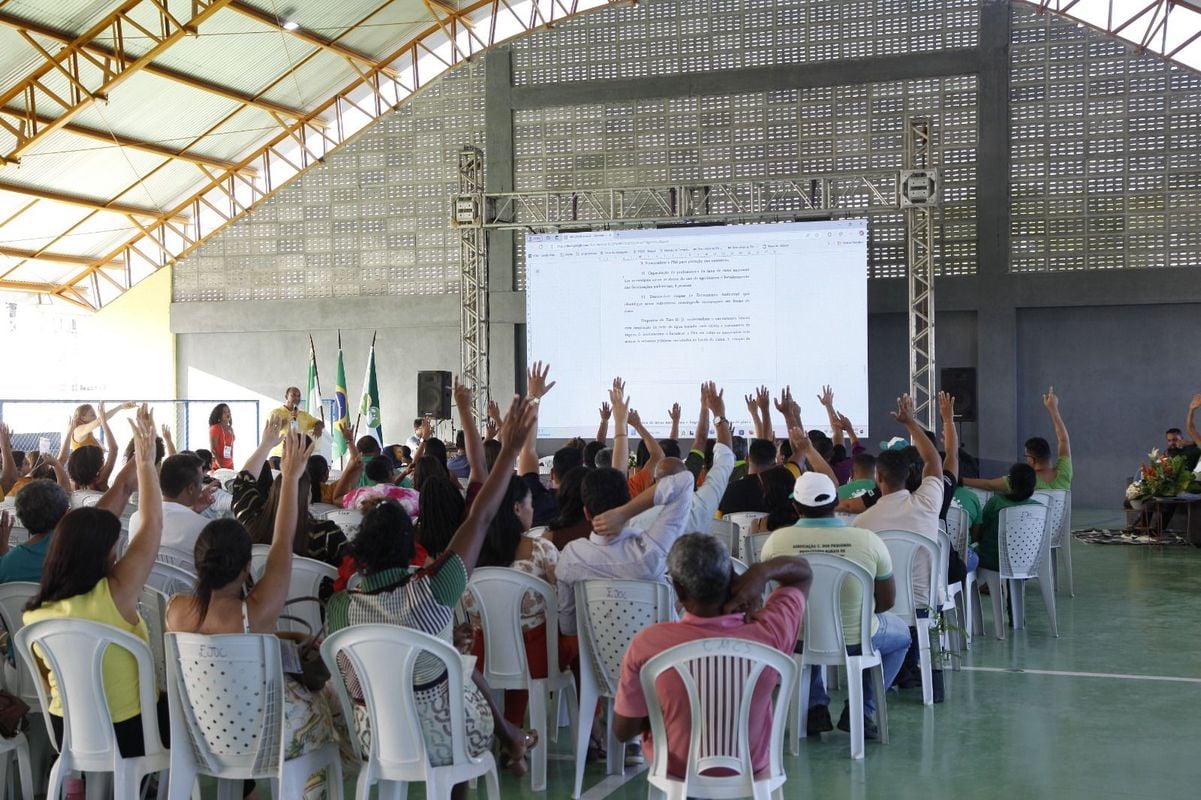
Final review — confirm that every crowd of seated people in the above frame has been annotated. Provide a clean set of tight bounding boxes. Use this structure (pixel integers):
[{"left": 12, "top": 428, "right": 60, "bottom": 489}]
[{"left": 0, "top": 373, "right": 1078, "bottom": 797}]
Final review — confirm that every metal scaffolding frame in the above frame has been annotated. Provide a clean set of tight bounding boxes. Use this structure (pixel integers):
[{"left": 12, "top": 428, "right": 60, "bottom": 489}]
[{"left": 455, "top": 119, "right": 939, "bottom": 418}]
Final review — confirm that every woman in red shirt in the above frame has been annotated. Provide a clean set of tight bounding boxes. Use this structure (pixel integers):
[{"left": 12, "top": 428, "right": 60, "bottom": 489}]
[{"left": 208, "top": 403, "right": 236, "bottom": 469}]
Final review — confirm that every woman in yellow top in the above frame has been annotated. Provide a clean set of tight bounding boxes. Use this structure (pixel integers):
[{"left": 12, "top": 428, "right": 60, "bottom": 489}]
[
  {"left": 64, "top": 400, "right": 136, "bottom": 452},
  {"left": 24, "top": 403, "right": 167, "bottom": 757}
]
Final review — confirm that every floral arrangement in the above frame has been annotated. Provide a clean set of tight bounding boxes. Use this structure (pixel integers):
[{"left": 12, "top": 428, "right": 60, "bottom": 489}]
[{"left": 1127, "top": 449, "right": 1195, "bottom": 501}]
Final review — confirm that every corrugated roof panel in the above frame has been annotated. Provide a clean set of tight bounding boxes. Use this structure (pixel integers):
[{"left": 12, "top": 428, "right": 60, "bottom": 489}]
[
  {"left": 335, "top": 0, "right": 435, "bottom": 57},
  {"left": 111, "top": 159, "right": 212, "bottom": 212},
  {"left": 7, "top": 129, "right": 170, "bottom": 205},
  {"left": 41, "top": 213, "right": 142, "bottom": 261},
  {"left": 186, "top": 107, "right": 281, "bottom": 163},
  {"left": 0, "top": 27, "right": 45, "bottom": 95},
  {"left": 4, "top": 0, "right": 117, "bottom": 33},
  {"left": 258, "top": 51, "right": 359, "bottom": 111},
  {"left": 0, "top": 200, "right": 95, "bottom": 254},
  {"left": 1, "top": 259, "right": 78, "bottom": 286},
  {"left": 152, "top": 9, "right": 320, "bottom": 104},
  {"left": 72, "top": 70, "right": 244, "bottom": 150}
]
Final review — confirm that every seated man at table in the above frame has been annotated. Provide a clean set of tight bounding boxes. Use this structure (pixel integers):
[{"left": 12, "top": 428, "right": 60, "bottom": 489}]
[{"left": 613, "top": 534, "right": 809, "bottom": 779}]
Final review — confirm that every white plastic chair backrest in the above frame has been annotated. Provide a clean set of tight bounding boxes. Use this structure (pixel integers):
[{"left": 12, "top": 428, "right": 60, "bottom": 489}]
[
  {"left": 324, "top": 509, "right": 363, "bottom": 540},
  {"left": 310, "top": 502, "right": 339, "bottom": 517},
  {"left": 0, "top": 581, "right": 41, "bottom": 705},
  {"left": 966, "top": 487, "right": 992, "bottom": 508},
  {"left": 877, "top": 530, "right": 940, "bottom": 622},
  {"left": 137, "top": 586, "right": 169, "bottom": 695},
  {"left": 1034, "top": 489, "right": 1068, "bottom": 548},
  {"left": 467, "top": 567, "right": 560, "bottom": 688},
  {"left": 998, "top": 502, "right": 1050, "bottom": 580},
  {"left": 279, "top": 556, "right": 338, "bottom": 637},
  {"left": 7, "top": 524, "right": 29, "bottom": 547},
  {"left": 16, "top": 618, "right": 166, "bottom": 763},
  {"left": 729, "top": 558, "right": 748, "bottom": 576},
  {"left": 708, "top": 519, "right": 737, "bottom": 555},
  {"left": 641, "top": 638, "right": 796, "bottom": 788},
  {"left": 212, "top": 469, "right": 237, "bottom": 488},
  {"left": 726, "top": 512, "right": 767, "bottom": 558},
  {"left": 249, "top": 544, "right": 271, "bottom": 580},
  {"left": 799, "top": 553, "right": 875, "bottom": 661},
  {"left": 70, "top": 491, "right": 102, "bottom": 508},
  {"left": 147, "top": 560, "right": 197, "bottom": 596},
  {"left": 575, "top": 579, "right": 673, "bottom": 697},
  {"left": 321, "top": 624, "right": 478, "bottom": 773},
  {"left": 155, "top": 544, "right": 196, "bottom": 571},
  {"left": 935, "top": 530, "right": 954, "bottom": 604},
  {"left": 166, "top": 632, "right": 285, "bottom": 777},
  {"left": 944, "top": 503, "right": 970, "bottom": 557},
  {"left": 743, "top": 532, "right": 771, "bottom": 565}
]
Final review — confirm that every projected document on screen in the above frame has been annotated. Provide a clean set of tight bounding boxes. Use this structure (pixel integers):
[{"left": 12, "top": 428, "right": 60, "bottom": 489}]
[{"left": 526, "top": 220, "right": 869, "bottom": 439}]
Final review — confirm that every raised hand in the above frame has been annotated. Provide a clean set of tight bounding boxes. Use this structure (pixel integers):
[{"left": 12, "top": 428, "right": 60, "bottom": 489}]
[
  {"left": 128, "top": 404, "right": 157, "bottom": 463},
  {"left": 609, "top": 378, "right": 628, "bottom": 417},
  {"left": 628, "top": 409, "right": 643, "bottom": 429},
  {"left": 499, "top": 395, "right": 539, "bottom": 447},
  {"left": 773, "top": 386, "right": 792, "bottom": 416},
  {"left": 599, "top": 402, "right": 612, "bottom": 421},
  {"left": 0, "top": 510, "right": 11, "bottom": 542},
  {"left": 487, "top": 399, "right": 502, "bottom": 426},
  {"left": 1043, "top": 386, "right": 1059, "bottom": 411},
  {"left": 755, "top": 385, "right": 771, "bottom": 412},
  {"left": 892, "top": 394, "right": 917, "bottom": 427},
  {"left": 419, "top": 417, "right": 433, "bottom": 439},
  {"left": 279, "top": 430, "right": 316, "bottom": 481},
  {"left": 938, "top": 391, "right": 955, "bottom": 422},
  {"left": 452, "top": 374, "right": 472, "bottom": 408},
  {"left": 788, "top": 425, "right": 812, "bottom": 456},
  {"left": 1190, "top": 393, "right": 1201, "bottom": 411},
  {"left": 708, "top": 384, "right": 726, "bottom": 418},
  {"left": 160, "top": 424, "right": 174, "bottom": 442},
  {"left": 837, "top": 412, "right": 855, "bottom": 433},
  {"left": 0, "top": 423, "right": 10, "bottom": 451},
  {"left": 744, "top": 393, "right": 757, "bottom": 416},
  {"left": 484, "top": 417, "right": 499, "bottom": 440},
  {"left": 817, "top": 384, "right": 834, "bottom": 408},
  {"left": 97, "top": 400, "right": 107, "bottom": 420},
  {"left": 262, "top": 414, "right": 284, "bottom": 446},
  {"left": 527, "top": 361, "right": 556, "bottom": 400},
  {"left": 668, "top": 403, "right": 681, "bottom": 423}
]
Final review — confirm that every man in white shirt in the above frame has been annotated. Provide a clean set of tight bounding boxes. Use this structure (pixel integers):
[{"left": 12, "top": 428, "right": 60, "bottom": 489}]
[{"left": 128, "top": 453, "right": 213, "bottom": 564}]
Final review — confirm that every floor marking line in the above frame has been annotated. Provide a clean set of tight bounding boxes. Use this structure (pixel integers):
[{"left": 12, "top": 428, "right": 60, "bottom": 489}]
[
  {"left": 580, "top": 763, "right": 649, "bottom": 800},
  {"left": 962, "top": 666, "right": 1201, "bottom": 684}
]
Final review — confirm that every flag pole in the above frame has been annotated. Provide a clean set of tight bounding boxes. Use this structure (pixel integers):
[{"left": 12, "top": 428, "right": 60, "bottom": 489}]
[
  {"left": 351, "top": 330, "right": 377, "bottom": 439},
  {"left": 308, "top": 333, "right": 325, "bottom": 423}
]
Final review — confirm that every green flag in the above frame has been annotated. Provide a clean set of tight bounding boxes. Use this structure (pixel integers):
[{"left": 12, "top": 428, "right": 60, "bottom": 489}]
[
  {"left": 332, "top": 342, "right": 349, "bottom": 460},
  {"left": 358, "top": 337, "right": 382, "bottom": 446}
]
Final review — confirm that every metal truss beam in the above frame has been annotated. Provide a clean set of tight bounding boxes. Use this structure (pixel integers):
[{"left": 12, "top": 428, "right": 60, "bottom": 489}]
[
  {"left": 457, "top": 147, "right": 488, "bottom": 424},
  {"left": 904, "top": 117, "right": 937, "bottom": 431},
  {"left": 23, "top": 0, "right": 625, "bottom": 310},
  {"left": 0, "top": 179, "right": 168, "bottom": 218},
  {"left": 0, "top": 245, "right": 123, "bottom": 266},
  {"left": 0, "top": 8, "right": 309, "bottom": 136},
  {"left": 1022, "top": 0, "right": 1201, "bottom": 64},
  {"left": 0, "top": 0, "right": 237, "bottom": 165}
]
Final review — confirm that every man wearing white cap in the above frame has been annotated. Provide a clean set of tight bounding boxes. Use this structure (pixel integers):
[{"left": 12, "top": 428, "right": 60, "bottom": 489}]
[{"left": 760, "top": 469, "right": 909, "bottom": 742}]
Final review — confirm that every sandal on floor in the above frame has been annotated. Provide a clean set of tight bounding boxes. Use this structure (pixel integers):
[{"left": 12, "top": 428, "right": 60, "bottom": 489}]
[
  {"left": 500, "top": 729, "right": 539, "bottom": 778},
  {"left": 587, "top": 733, "right": 607, "bottom": 763}
]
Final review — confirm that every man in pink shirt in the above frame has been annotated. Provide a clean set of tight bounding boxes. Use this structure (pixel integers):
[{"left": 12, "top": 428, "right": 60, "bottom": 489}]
[{"left": 613, "top": 533, "right": 810, "bottom": 779}]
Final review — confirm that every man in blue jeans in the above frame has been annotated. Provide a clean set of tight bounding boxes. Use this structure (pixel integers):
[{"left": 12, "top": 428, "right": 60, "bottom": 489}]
[{"left": 760, "top": 470, "right": 911, "bottom": 739}]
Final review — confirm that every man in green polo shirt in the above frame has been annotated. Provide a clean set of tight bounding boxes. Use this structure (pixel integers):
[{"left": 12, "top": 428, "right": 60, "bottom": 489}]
[{"left": 966, "top": 387, "right": 1072, "bottom": 493}]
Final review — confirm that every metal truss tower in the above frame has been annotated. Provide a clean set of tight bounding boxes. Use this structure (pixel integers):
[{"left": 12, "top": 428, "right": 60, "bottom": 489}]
[{"left": 456, "top": 147, "right": 488, "bottom": 424}]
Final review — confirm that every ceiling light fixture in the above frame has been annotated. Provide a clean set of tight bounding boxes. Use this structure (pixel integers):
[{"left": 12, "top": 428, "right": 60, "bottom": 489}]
[{"left": 282, "top": 19, "right": 300, "bottom": 30}]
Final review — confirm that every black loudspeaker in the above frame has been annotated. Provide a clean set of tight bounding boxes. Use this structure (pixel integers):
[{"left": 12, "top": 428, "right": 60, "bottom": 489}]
[
  {"left": 940, "top": 367, "right": 977, "bottom": 422},
  {"left": 417, "top": 371, "right": 452, "bottom": 418}
]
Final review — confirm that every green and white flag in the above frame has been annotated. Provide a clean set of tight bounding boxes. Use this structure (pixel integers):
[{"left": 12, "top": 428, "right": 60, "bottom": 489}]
[
  {"left": 358, "top": 334, "right": 382, "bottom": 447},
  {"left": 305, "top": 335, "right": 323, "bottom": 422}
]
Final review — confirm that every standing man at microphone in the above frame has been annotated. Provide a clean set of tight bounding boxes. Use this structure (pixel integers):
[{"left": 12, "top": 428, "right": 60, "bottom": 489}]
[{"left": 268, "top": 386, "right": 325, "bottom": 468}]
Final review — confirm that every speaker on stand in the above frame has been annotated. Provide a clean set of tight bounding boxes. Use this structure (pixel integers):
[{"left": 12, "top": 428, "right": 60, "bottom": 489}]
[
  {"left": 416, "top": 371, "right": 453, "bottom": 443},
  {"left": 939, "top": 367, "right": 977, "bottom": 423}
]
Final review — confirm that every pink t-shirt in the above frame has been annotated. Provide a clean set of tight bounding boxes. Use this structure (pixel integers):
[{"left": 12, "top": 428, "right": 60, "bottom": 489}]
[{"left": 614, "top": 587, "right": 804, "bottom": 779}]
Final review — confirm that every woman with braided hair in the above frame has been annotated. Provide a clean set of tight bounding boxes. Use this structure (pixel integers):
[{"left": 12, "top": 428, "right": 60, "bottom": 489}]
[{"left": 166, "top": 430, "right": 345, "bottom": 798}]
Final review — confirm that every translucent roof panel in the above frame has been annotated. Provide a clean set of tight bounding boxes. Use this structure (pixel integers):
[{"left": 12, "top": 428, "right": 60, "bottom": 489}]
[{"left": 1026, "top": 0, "right": 1201, "bottom": 72}]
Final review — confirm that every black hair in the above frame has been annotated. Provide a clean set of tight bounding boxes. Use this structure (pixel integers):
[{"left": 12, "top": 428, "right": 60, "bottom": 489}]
[
  {"left": 413, "top": 456, "right": 448, "bottom": 492},
  {"left": 27, "top": 507, "right": 123, "bottom": 611},
  {"left": 11, "top": 451, "right": 25, "bottom": 471},
  {"left": 1006, "top": 463, "right": 1038, "bottom": 502},
  {"left": 413, "top": 418, "right": 423, "bottom": 430},
  {"left": 581, "top": 468, "right": 630, "bottom": 517},
  {"left": 660, "top": 440, "right": 681, "bottom": 459},
  {"left": 307, "top": 455, "right": 329, "bottom": 503},
  {"left": 875, "top": 449, "right": 910, "bottom": 490},
  {"left": 1025, "top": 437, "right": 1052, "bottom": 461},
  {"left": 455, "top": 430, "right": 466, "bottom": 451},
  {"left": 66, "top": 445, "right": 104, "bottom": 488},
  {"left": 795, "top": 498, "right": 839, "bottom": 518},
  {"left": 352, "top": 499, "right": 416, "bottom": 574},
  {"left": 194, "top": 449, "right": 214, "bottom": 471},
  {"left": 583, "top": 440, "right": 605, "bottom": 468},
  {"left": 192, "top": 519, "right": 252, "bottom": 622},
  {"left": 548, "top": 466, "right": 587, "bottom": 531},
  {"left": 852, "top": 451, "right": 876, "bottom": 474},
  {"left": 778, "top": 439, "right": 792, "bottom": 462},
  {"left": 364, "top": 456, "right": 393, "bottom": 484},
  {"left": 552, "top": 446, "right": 583, "bottom": 479},
  {"left": 14, "top": 479, "right": 70, "bottom": 535},
  {"left": 1166, "top": 427, "right": 1183, "bottom": 436},
  {"left": 356, "top": 436, "right": 382, "bottom": 456},
  {"left": 748, "top": 438, "right": 777, "bottom": 468},
  {"left": 160, "top": 453, "right": 204, "bottom": 498},
  {"left": 424, "top": 437, "right": 448, "bottom": 466},
  {"left": 416, "top": 475, "right": 465, "bottom": 557},
  {"left": 208, "top": 403, "right": 230, "bottom": 426},
  {"left": 483, "top": 440, "right": 502, "bottom": 472},
  {"left": 900, "top": 446, "right": 923, "bottom": 492},
  {"left": 124, "top": 436, "right": 165, "bottom": 466},
  {"left": 730, "top": 436, "right": 747, "bottom": 461},
  {"left": 476, "top": 476, "right": 531, "bottom": 568},
  {"left": 759, "top": 466, "right": 800, "bottom": 529}
]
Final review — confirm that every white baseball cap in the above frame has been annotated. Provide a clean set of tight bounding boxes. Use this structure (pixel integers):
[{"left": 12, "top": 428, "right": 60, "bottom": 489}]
[{"left": 791, "top": 471, "right": 838, "bottom": 507}]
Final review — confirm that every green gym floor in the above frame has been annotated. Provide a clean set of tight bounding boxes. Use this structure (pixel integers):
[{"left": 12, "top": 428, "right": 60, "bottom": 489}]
[{"left": 480, "top": 509, "right": 1201, "bottom": 800}]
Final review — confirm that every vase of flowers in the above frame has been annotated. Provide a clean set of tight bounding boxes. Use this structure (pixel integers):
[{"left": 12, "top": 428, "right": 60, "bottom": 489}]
[{"left": 1132, "top": 449, "right": 1195, "bottom": 502}]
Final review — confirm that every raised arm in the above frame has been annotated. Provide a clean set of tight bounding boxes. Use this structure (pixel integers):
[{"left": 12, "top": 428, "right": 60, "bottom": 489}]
[
  {"left": 1043, "top": 387, "right": 1070, "bottom": 459},
  {"left": 818, "top": 385, "right": 842, "bottom": 447},
  {"left": 109, "top": 405, "right": 164, "bottom": 617},
  {"left": 837, "top": 412, "right": 860, "bottom": 450},
  {"left": 593, "top": 460, "right": 693, "bottom": 550},
  {"left": 691, "top": 385, "right": 711, "bottom": 459},
  {"left": 247, "top": 431, "right": 314, "bottom": 629},
  {"left": 938, "top": 390, "right": 959, "bottom": 480},
  {"left": 755, "top": 386, "right": 775, "bottom": 442},
  {"left": 745, "top": 393, "right": 763, "bottom": 439},
  {"left": 241, "top": 415, "right": 284, "bottom": 475},
  {"left": 331, "top": 421, "right": 362, "bottom": 503},
  {"left": 160, "top": 424, "right": 177, "bottom": 457},
  {"left": 789, "top": 425, "right": 838, "bottom": 485},
  {"left": 518, "top": 361, "right": 555, "bottom": 476},
  {"left": 667, "top": 403, "right": 681, "bottom": 442},
  {"left": 57, "top": 415, "right": 72, "bottom": 462},
  {"left": 596, "top": 401, "right": 611, "bottom": 443},
  {"left": 454, "top": 376, "right": 487, "bottom": 484},
  {"left": 610, "top": 378, "right": 630, "bottom": 473},
  {"left": 448, "top": 396, "right": 538, "bottom": 573},
  {"left": 963, "top": 475, "right": 1009, "bottom": 492},
  {"left": 485, "top": 400, "right": 501, "bottom": 443},
  {"left": 628, "top": 408, "right": 663, "bottom": 473},
  {"left": 1188, "top": 393, "right": 1201, "bottom": 447},
  {"left": 894, "top": 394, "right": 942, "bottom": 481},
  {"left": 0, "top": 424, "right": 16, "bottom": 495},
  {"left": 97, "top": 401, "right": 120, "bottom": 488},
  {"left": 39, "top": 452, "right": 73, "bottom": 496}
]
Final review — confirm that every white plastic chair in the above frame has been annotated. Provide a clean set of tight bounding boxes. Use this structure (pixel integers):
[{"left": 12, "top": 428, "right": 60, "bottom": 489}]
[
  {"left": 935, "top": 529, "right": 966, "bottom": 666},
  {"left": 324, "top": 509, "right": 364, "bottom": 540},
  {"left": 165, "top": 632, "right": 342, "bottom": 800},
  {"left": 1036, "top": 489, "right": 1073, "bottom": 596},
  {"left": 978, "top": 502, "right": 1057, "bottom": 639},
  {"left": 0, "top": 582, "right": 38, "bottom": 800},
  {"left": 743, "top": 532, "right": 772, "bottom": 565},
  {"left": 15, "top": 619, "right": 170, "bottom": 800},
  {"left": 641, "top": 638, "right": 795, "bottom": 800},
  {"left": 211, "top": 469, "right": 237, "bottom": 488},
  {"left": 965, "top": 487, "right": 992, "bottom": 509},
  {"left": 725, "top": 512, "right": 767, "bottom": 561},
  {"left": 310, "top": 502, "right": 339, "bottom": 517},
  {"left": 791, "top": 554, "right": 890, "bottom": 760},
  {"left": 147, "top": 561, "right": 197, "bottom": 597},
  {"left": 708, "top": 519, "right": 738, "bottom": 557},
  {"left": 944, "top": 503, "right": 981, "bottom": 639},
  {"left": 137, "top": 586, "right": 170, "bottom": 703},
  {"left": 321, "top": 624, "right": 500, "bottom": 800},
  {"left": 154, "top": 545, "right": 196, "bottom": 572},
  {"left": 248, "top": 553, "right": 337, "bottom": 639},
  {"left": 571, "top": 579, "right": 674, "bottom": 798},
  {"left": 877, "top": 530, "right": 940, "bottom": 706},
  {"left": 729, "top": 558, "right": 749, "bottom": 576},
  {"left": 467, "top": 568, "right": 577, "bottom": 792},
  {"left": 69, "top": 491, "right": 103, "bottom": 509}
]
